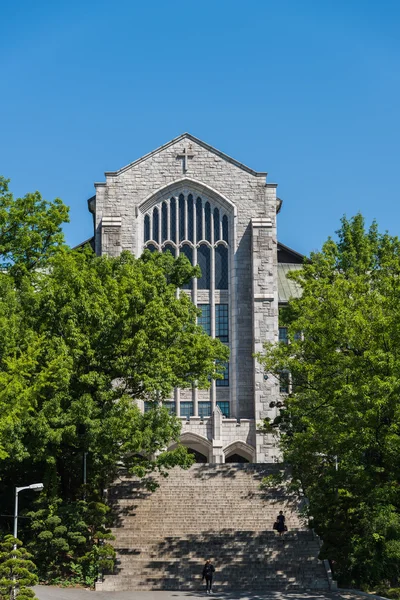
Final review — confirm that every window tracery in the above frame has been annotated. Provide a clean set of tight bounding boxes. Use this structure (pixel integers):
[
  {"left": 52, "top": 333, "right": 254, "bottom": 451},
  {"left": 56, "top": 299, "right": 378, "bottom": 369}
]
[{"left": 143, "top": 192, "right": 230, "bottom": 291}]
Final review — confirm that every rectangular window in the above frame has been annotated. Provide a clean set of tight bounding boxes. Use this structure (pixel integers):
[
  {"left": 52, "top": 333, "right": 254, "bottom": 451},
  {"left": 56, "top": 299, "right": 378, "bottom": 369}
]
[
  {"left": 217, "top": 401, "right": 230, "bottom": 418},
  {"left": 199, "top": 402, "right": 211, "bottom": 418},
  {"left": 198, "top": 304, "right": 211, "bottom": 336},
  {"left": 216, "top": 362, "right": 229, "bottom": 387},
  {"left": 180, "top": 402, "right": 194, "bottom": 419},
  {"left": 280, "top": 371, "right": 290, "bottom": 394},
  {"left": 144, "top": 401, "right": 151, "bottom": 413},
  {"left": 279, "top": 327, "right": 289, "bottom": 344},
  {"left": 163, "top": 402, "right": 176, "bottom": 415},
  {"left": 216, "top": 304, "right": 229, "bottom": 343}
]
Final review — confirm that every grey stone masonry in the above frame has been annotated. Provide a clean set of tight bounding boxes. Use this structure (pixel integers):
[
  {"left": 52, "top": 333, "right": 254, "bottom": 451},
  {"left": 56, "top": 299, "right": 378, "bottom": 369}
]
[{"left": 88, "top": 133, "right": 282, "bottom": 462}]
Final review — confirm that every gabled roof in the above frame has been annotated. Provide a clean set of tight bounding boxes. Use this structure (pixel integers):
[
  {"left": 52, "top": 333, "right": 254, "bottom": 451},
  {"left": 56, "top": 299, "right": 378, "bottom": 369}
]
[{"left": 102, "top": 133, "right": 268, "bottom": 179}]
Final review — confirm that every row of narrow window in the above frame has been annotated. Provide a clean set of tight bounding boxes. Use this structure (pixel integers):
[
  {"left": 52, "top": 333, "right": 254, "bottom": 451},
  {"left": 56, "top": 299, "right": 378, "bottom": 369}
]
[
  {"left": 145, "top": 243, "right": 228, "bottom": 290},
  {"left": 144, "top": 194, "right": 229, "bottom": 246},
  {"left": 144, "top": 400, "right": 230, "bottom": 419}
]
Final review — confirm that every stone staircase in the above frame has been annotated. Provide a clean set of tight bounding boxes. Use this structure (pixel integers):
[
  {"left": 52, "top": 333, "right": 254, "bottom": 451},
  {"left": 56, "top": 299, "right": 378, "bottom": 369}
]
[{"left": 98, "top": 464, "right": 330, "bottom": 592}]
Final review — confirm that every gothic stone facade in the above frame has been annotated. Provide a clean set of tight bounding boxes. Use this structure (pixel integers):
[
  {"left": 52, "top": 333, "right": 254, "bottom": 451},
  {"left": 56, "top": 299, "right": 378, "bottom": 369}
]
[{"left": 87, "top": 133, "right": 288, "bottom": 463}]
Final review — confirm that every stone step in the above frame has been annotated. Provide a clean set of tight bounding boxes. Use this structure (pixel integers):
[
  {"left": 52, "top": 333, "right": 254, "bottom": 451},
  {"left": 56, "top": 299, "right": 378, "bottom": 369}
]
[{"left": 101, "top": 464, "right": 329, "bottom": 592}]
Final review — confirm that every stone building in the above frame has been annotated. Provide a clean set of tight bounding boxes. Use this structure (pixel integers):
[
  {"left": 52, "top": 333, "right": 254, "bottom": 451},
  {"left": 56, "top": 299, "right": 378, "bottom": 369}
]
[{"left": 84, "top": 133, "right": 303, "bottom": 464}]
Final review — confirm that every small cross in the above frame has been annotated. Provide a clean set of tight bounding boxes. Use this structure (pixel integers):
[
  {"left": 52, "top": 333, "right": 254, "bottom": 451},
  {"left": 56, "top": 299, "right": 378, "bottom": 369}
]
[{"left": 177, "top": 145, "right": 194, "bottom": 173}]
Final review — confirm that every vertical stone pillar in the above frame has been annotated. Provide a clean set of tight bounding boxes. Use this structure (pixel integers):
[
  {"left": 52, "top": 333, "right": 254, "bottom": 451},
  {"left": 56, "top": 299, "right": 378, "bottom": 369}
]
[
  {"left": 212, "top": 406, "right": 224, "bottom": 463},
  {"left": 101, "top": 216, "right": 122, "bottom": 257},
  {"left": 175, "top": 387, "right": 181, "bottom": 417},
  {"left": 251, "top": 217, "right": 280, "bottom": 463}
]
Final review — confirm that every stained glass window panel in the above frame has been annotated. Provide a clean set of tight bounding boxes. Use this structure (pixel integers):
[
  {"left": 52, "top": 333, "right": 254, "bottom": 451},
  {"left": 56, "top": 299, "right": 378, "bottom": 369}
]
[
  {"left": 163, "top": 402, "right": 176, "bottom": 415},
  {"left": 222, "top": 215, "right": 229, "bottom": 243},
  {"left": 216, "top": 304, "right": 229, "bottom": 342},
  {"left": 199, "top": 402, "right": 211, "bottom": 418},
  {"left": 152, "top": 207, "right": 159, "bottom": 243},
  {"left": 144, "top": 215, "right": 150, "bottom": 242},
  {"left": 215, "top": 245, "right": 228, "bottom": 290},
  {"left": 279, "top": 327, "right": 289, "bottom": 344},
  {"left": 216, "top": 362, "right": 229, "bottom": 387},
  {"left": 162, "top": 202, "right": 168, "bottom": 242},
  {"left": 196, "top": 197, "right": 202, "bottom": 242},
  {"left": 146, "top": 243, "right": 158, "bottom": 253},
  {"left": 187, "top": 194, "right": 194, "bottom": 242},
  {"left": 180, "top": 244, "right": 193, "bottom": 289},
  {"left": 205, "top": 202, "right": 211, "bottom": 242},
  {"left": 179, "top": 194, "right": 185, "bottom": 242},
  {"left": 213, "top": 207, "right": 220, "bottom": 242},
  {"left": 197, "top": 244, "right": 211, "bottom": 289},
  {"left": 180, "top": 402, "right": 194, "bottom": 419},
  {"left": 217, "top": 401, "right": 230, "bottom": 418},
  {"left": 170, "top": 197, "right": 176, "bottom": 243},
  {"left": 163, "top": 244, "right": 176, "bottom": 257},
  {"left": 198, "top": 304, "right": 211, "bottom": 335}
]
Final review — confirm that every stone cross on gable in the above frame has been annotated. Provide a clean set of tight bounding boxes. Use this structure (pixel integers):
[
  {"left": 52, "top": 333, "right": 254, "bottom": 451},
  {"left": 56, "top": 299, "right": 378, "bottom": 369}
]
[{"left": 176, "top": 145, "right": 194, "bottom": 173}]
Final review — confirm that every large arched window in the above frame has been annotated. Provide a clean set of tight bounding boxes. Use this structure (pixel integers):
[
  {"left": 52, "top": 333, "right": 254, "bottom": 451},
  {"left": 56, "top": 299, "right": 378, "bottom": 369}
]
[
  {"left": 142, "top": 192, "right": 230, "bottom": 293},
  {"left": 142, "top": 190, "right": 232, "bottom": 410}
]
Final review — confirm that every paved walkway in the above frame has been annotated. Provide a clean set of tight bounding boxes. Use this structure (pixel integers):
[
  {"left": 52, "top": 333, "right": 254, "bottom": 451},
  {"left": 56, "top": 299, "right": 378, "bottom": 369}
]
[{"left": 33, "top": 587, "right": 375, "bottom": 600}]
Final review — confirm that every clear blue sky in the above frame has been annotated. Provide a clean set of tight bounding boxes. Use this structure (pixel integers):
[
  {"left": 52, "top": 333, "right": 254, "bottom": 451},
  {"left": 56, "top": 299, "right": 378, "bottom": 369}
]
[{"left": 1, "top": 0, "right": 399, "bottom": 255}]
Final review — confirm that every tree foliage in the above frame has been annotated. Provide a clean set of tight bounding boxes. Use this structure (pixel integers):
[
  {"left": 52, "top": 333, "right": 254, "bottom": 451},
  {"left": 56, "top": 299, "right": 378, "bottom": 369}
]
[
  {"left": 0, "top": 176, "right": 69, "bottom": 277},
  {"left": 258, "top": 214, "right": 400, "bottom": 588},
  {"left": 0, "top": 535, "right": 38, "bottom": 600},
  {"left": 0, "top": 178, "right": 228, "bottom": 585}
]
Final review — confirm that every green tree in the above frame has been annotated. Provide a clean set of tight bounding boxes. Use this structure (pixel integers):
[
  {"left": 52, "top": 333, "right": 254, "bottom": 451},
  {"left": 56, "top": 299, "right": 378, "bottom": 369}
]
[
  {"left": 0, "top": 244, "right": 228, "bottom": 583},
  {"left": 258, "top": 214, "right": 400, "bottom": 588},
  {"left": 0, "top": 177, "right": 69, "bottom": 277},
  {"left": 0, "top": 535, "right": 38, "bottom": 600},
  {"left": 0, "top": 177, "right": 69, "bottom": 459}
]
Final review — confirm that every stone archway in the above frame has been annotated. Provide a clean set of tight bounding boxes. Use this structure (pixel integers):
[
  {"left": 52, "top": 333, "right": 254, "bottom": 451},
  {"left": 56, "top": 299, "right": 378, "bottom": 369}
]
[
  {"left": 169, "top": 432, "right": 212, "bottom": 463},
  {"left": 224, "top": 441, "right": 255, "bottom": 463}
]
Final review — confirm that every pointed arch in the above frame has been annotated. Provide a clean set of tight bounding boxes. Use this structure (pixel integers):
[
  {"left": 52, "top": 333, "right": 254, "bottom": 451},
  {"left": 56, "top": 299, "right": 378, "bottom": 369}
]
[
  {"left": 138, "top": 177, "right": 237, "bottom": 217},
  {"left": 168, "top": 432, "right": 212, "bottom": 463},
  {"left": 223, "top": 441, "right": 255, "bottom": 463}
]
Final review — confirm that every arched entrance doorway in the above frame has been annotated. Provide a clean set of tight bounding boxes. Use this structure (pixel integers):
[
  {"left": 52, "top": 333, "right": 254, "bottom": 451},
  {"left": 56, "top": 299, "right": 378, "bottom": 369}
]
[
  {"left": 168, "top": 432, "right": 212, "bottom": 463},
  {"left": 224, "top": 441, "right": 255, "bottom": 464},
  {"left": 225, "top": 453, "right": 249, "bottom": 464}
]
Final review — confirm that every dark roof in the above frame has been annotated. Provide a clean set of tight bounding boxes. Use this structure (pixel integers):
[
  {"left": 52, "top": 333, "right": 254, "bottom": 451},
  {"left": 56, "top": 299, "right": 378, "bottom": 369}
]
[
  {"left": 277, "top": 242, "right": 305, "bottom": 264},
  {"left": 73, "top": 237, "right": 95, "bottom": 251}
]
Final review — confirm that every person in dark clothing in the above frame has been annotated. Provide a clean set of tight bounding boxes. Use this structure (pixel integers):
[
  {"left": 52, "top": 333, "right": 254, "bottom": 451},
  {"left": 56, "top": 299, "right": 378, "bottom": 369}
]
[
  {"left": 202, "top": 559, "right": 215, "bottom": 594},
  {"left": 276, "top": 510, "right": 286, "bottom": 536}
]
